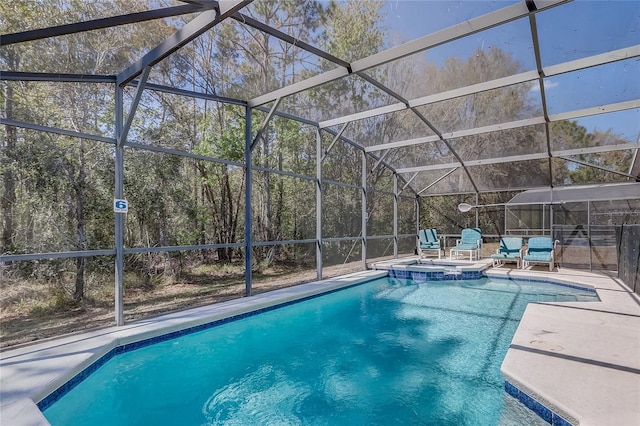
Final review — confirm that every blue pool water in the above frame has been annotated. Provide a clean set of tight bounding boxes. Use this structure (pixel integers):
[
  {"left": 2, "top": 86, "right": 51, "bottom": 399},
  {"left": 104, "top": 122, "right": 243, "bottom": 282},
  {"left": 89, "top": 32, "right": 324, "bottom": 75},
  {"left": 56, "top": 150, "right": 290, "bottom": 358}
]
[{"left": 43, "top": 277, "right": 598, "bottom": 425}]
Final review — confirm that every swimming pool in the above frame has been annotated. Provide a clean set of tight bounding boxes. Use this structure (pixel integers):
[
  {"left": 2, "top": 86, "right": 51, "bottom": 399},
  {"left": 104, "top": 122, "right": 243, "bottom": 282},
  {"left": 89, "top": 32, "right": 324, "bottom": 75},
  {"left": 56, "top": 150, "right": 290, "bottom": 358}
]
[{"left": 42, "top": 276, "right": 598, "bottom": 425}]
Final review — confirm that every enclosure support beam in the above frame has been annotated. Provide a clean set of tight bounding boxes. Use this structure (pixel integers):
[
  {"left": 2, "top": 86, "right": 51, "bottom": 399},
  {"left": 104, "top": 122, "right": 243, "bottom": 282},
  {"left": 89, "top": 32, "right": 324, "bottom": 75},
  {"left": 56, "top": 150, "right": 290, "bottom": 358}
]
[
  {"left": 250, "top": 97, "right": 281, "bottom": 152},
  {"left": 0, "top": 118, "right": 116, "bottom": 144},
  {"left": 398, "top": 143, "right": 639, "bottom": 174},
  {"left": 321, "top": 72, "right": 538, "bottom": 130},
  {"left": 231, "top": 13, "right": 350, "bottom": 69},
  {"left": 244, "top": 106, "right": 253, "bottom": 296},
  {"left": 0, "top": 5, "right": 203, "bottom": 45},
  {"left": 119, "top": 66, "right": 151, "bottom": 145},
  {"left": 393, "top": 175, "right": 398, "bottom": 258},
  {"left": 321, "top": 127, "right": 416, "bottom": 197},
  {"left": 312, "top": 46, "right": 640, "bottom": 135},
  {"left": 417, "top": 168, "right": 459, "bottom": 195},
  {"left": 114, "top": 64, "right": 150, "bottom": 322},
  {"left": 402, "top": 173, "right": 419, "bottom": 192},
  {"left": 362, "top": 151, "right": 368, "bottom": 270},
  {"left": 544, "top": 44, "right": 640, "bottom": 77},
  {"left": 475, "top": 193, "right": 480, "bottom": 229},
  {"left": 117, "top": 1, "right": 252, "bottom": 86},
  {"left": 0, "top": 250, "right": 116, "bottom": 263},
  {"left": 416, "top": 196, "right": 421, "bottom": 255},
  {"left": 364, "top": 117, "right": 544, "bottom": 153},
  {"left": 363, "top": 99, "right": 639, "bottom": 153},
  {"left": 141, "top": 82, "right": 247, "bottom": 106},
  {"left": 0, "top": 71, "right": 116, "bottom": 83},
  {"left": 549, "top": 99, "right": 640, "bottom": 122},
  {"left": 528, "top": 11, "right": 555, "bottom": 193},
  {"left": 321, "top": 122, "right": 349, "bottom": 162},
  {"left": 410, "top": 108, "right": 480, "bottom": 195},
  {"left": 559, "top": 156, "right": 637, "bottom": 179},
  {"left": 550, "top": 189, "right": 555, "bottom": 266},
  {"left": 114, "top": 85, "right": 125, "bottom": 326},
  {"left": 316, "top": 128, "right": 323, "bottom": 280},
  {"left": 125, "top": 141, "right": 244, "bottom": 167},
  {"left": 249, "top": 1, "right": 567, "bottom": 107},
  {"left": 504, "top": 205, "right": 508, "bottom": 237},
  {"left": 370, "top": 150, "right": 391, "bottom": 175},
  {"left": 629, "top": 142, "right": 640, "bottom": 181},
  {"left": 316, "top": 63, "right": 477, "bottom": 199},
  {"left": 553, "top": 143, "right": 640, "bottom": 157}
]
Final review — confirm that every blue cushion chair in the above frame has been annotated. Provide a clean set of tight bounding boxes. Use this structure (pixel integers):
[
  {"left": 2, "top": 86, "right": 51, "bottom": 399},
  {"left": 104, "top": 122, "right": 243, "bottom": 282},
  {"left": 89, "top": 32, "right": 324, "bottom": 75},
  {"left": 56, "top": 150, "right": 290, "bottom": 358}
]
[
  {"left": 449, "top": 228, "right": 482, "bottom": 261},
  {"left": 490, "top": 237, "right": 523, "bottom": 268},
  {"left": 418, "top": 228, "right": 442, "bottom": 259},
  {"left": 523, "top": 237, "right": 557, "bottom": 271}
]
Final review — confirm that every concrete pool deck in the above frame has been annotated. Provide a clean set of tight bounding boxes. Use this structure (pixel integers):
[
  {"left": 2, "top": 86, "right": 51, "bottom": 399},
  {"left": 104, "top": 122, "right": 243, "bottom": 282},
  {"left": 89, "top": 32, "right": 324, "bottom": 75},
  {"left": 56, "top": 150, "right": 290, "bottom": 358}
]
[
  {"left": 492, "top": 266, "right": 640, "bottom": 426},
  {"left": 1, "top": 265, "right": 638, "bottom": 425}
]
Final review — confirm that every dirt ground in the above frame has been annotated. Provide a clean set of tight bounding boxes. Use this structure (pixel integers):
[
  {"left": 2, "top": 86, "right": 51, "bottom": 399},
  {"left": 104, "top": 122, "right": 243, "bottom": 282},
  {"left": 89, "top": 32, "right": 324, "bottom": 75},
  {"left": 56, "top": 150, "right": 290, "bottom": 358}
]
[{"left": 0, "top": 261, "right": 365, "bottom": 350}]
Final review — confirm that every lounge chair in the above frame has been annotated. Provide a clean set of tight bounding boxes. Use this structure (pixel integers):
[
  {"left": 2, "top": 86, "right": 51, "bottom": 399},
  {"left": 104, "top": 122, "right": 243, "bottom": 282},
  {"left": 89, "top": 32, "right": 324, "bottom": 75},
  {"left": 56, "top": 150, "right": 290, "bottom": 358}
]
[
  {"left": 450, "top": 228, "right": 482, "bottom": 261},
  {"left": 523, "top": 237, "right": 557, "bottom": 271},
  {"left": 490, "top": 237, "right": 523, "bottom": 268},
  {"left": 418, "top": 228, "right": 442, "bottom": 259}
]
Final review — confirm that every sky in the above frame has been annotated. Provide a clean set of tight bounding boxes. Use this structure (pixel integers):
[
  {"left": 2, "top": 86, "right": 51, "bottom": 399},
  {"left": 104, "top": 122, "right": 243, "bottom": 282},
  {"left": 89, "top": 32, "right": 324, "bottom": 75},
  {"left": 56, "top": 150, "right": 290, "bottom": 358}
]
[{"left": 379, "top": 0, "right": 640, "bottom": 141}]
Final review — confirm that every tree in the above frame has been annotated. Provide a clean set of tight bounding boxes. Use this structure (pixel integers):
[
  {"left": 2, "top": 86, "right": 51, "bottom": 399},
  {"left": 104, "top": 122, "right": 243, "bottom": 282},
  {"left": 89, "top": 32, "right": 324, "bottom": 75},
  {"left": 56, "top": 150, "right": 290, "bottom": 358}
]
[
  {"left": 1, "top": 50, "right": 17, "bottom": 254},
  {"left": 568, "top": 130, "right": 632, "bottom": 184},
  {"left": 0, "top": 0, "right": 176, "bottom": 301}
]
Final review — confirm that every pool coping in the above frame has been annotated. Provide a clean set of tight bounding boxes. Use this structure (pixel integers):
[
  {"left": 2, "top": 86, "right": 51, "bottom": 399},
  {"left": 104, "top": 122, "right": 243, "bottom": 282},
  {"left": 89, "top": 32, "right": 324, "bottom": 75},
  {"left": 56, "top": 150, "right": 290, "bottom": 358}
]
[
  {"left": 488, "top": 266, "right": 640, "bottom": 426},
  {"left": 1, "top": 266, "right": 639, "bottom": 426}
]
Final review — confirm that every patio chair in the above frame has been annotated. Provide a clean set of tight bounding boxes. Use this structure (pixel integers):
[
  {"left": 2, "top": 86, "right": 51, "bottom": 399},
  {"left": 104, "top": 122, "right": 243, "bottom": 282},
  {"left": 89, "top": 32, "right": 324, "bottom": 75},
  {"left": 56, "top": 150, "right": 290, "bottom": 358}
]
[
  {"left": 449, "top": 228, "right": 482, "bottom": 261},
  {"left": 490, "top": 237, "right": 523, "bottom": 268},
  {"left": 523, "top": 237, "right": 557, "bottom": 271},
  {"left": 418, "top": 228, "right": 442, "bottom": 259}
]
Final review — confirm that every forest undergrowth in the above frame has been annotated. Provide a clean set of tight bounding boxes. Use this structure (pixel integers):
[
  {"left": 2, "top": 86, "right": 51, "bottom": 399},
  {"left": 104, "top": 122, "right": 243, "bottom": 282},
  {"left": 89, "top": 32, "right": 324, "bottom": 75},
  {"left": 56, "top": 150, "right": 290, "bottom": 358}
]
[{"left": 0, "top": 258, "right": 365, "bottom": 349}]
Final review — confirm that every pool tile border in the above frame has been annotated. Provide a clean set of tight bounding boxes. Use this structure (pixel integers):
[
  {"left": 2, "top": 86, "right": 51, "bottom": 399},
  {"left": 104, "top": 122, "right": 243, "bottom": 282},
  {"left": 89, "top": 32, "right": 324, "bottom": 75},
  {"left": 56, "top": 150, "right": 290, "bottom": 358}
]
[
  {"left": 36, "top": 347, "right": 118, "bottom": 411},
  {"left": 505, "top": 381, "right": 574, "bottom": 426},
  {"left": 388, "top": 269, "right": 481, "bottom": 281},
  {"left": 36, "top": 277, "right": 379, "bottom": 412}
]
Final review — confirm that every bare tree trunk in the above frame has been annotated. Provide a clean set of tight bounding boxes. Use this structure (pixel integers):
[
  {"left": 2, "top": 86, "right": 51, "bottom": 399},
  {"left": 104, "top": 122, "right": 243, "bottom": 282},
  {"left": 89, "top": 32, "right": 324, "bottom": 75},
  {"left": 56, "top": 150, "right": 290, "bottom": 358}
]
[
  {"left": 262, "top": 131, "right": 272, "bottom": 243},
  {"left": 199, "top": 183, "right": 206, "bottom": 246},
  {"left": 26, "top": 208, "right": 34, "bottom": 250},
  {"left": 217, "top": 166, "right": 231, "bottom": 262},
  {"left": 275, "top": 148, "right": 284, "bottom": 252},
  {"left": 74, "top": 140, "right": 87, "bottom": 303},
  {"left": 223, "top": 168, "right": 234, "bottom": 261},
  {"left": 74, "top": 256, "right": 85, "bottom": 302},
  {"left": 2, "top": 79, "right": 16, "bottom": 254},
  {"left": 261, "top": 29, "right": 273, "bottom": 247}
]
